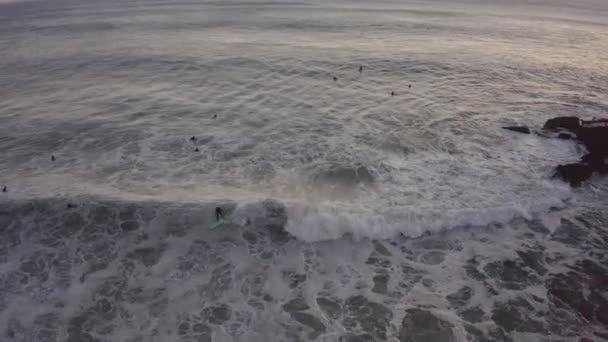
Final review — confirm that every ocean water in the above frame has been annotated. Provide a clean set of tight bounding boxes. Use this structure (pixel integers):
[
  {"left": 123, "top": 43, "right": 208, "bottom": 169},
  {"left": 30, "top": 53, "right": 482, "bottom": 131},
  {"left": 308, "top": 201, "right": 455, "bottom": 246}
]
[{"left": 1, "top": 0, "right": 607, "bottom": 341}]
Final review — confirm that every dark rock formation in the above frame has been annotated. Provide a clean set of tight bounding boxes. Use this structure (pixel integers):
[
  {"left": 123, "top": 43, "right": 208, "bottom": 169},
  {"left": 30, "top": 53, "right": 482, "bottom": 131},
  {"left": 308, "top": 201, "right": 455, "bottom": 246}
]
[
  {"left": 554, "top": 163, "right": 593, "bottom": 187},
  {"left": 540, "top": 116, "right": 608, "bottom": 186},
  {"left": 582, "top": 153, "right": 608, "bottom": 174},
  {"left": 544, "top": 116, "right": 581, "bottom": 130},
  {"left": 503, "top": 126, "right": 530, "bottom": 134},
  {"left": 576, "top": 126, "right": 607, "bottom": 156},
  {"left": 399, "top": 308, "right": 456, "bottom": 342}
]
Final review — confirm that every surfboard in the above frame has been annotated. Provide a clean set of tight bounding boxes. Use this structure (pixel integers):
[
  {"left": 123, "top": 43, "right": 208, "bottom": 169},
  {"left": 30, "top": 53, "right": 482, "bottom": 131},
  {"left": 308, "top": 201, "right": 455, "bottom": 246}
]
[{"left": 210, "top": 218, "right": 225, "bottom": 230}]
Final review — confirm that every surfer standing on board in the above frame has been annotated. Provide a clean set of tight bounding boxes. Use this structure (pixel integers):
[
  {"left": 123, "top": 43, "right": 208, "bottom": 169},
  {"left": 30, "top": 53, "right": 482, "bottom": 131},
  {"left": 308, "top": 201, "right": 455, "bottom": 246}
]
[{"left": 215, "top": 207, "right": 224, "bottom": 221}]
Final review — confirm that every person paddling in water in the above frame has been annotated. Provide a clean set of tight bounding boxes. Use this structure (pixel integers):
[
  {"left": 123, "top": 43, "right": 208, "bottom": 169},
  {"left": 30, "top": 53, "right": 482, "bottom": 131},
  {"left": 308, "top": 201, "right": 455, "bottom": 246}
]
[{"left": 215, "top": 207, "right": 224, "bottom": 221}]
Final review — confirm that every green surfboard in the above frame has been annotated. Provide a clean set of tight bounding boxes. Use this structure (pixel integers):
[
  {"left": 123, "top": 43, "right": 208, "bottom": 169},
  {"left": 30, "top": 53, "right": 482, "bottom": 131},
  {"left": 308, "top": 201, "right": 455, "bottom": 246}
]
[{"left": 210, "top": 218, "right": 225, "bottom": 229}]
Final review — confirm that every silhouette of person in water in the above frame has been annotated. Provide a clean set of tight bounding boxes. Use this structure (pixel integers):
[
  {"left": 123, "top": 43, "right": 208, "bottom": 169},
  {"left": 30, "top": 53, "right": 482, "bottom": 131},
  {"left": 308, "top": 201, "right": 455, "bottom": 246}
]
[{"left": 215, "top": 207, "right": 224, "bottom": 221}]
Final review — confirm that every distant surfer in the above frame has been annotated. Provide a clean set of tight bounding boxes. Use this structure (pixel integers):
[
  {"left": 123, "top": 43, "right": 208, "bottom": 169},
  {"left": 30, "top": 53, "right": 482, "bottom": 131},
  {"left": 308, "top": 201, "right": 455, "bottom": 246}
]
[
  {"left": 215, "top": 207, "right": 224, "bottom": 221},
  {"left": 359, "top": 66, "right": 363, "bottom": 73},
  {"left": 2, "top": 186, "right": 6, "bottom": 193},
  {"left": 333, "top": 76, "right": 337, "bottom": 82},
  {"left": 391, "top": 91, "right": 395, "bottom": 96}
]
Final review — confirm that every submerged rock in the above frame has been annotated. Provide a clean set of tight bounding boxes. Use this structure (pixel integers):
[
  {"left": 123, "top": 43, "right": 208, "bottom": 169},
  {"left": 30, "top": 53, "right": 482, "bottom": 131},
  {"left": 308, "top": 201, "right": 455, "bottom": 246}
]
[
  {"left": 502, "top": 126, "right": 530, "bottom": 134},
  {"left": 399, "top": 308, "right": 456, "bottom": 342}
]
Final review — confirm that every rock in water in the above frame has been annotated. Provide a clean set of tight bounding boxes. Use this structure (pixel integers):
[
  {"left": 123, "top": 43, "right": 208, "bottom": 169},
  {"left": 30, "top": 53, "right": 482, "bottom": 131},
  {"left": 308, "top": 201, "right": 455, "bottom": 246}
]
[
  {"left": 576, "top": 126, "right": 608, "bottom": 156},
  {"left": 554, "top": 163, "right": 593, "bottom": 187},
  {"left": 502, "top": 126, "right": 531, "bottom": 134},
  {"left": 582, "top": 153, "right": 608, "bottom": 174},
  {"left": 399, "top": 309, "right": 456, "bottom": 342},
  {"left": 544, "top": 117, "right": 581, "bottom": 130}
]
